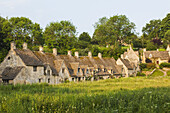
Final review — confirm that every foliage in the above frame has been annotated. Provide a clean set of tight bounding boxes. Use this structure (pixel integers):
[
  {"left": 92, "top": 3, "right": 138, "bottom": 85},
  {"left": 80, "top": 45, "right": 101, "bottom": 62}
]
[
  {"left": 92, "top": 15, "right": 136, "bottom": 46},
  {"left": 167, "top": 71, "right": 170, "bottom": 76},
  {"left": 146, "top": 63, "right": 156, "bottom": 69},
  {"left": 150, "top": 70, "right": 164, "bottom": 77},
  {"left": 139, "top": 63, "right": 147, "bottom": 70},
  {"left": 4, "top": 17, "right": 43, "bottom": 48},
  {"left": 77, "top": 32, "right": 91, "bottom": 49},
  {"left": 146, "top": 42, "right": 157, "bottom": 50},
  {"left": 0, "top": 77, "right": 170, "bottom": 112},
  {"left": 136, "top": 72, "right": 146, "bottom": 76},
  {"left": 44, "top": 21, "right": 77, "bottom": 54},
  {"left": 142, "top": 19, "right": 161, "bottom": 40},
  {"left": 159, "top": 63, "right": 170, "bottom": 69}
]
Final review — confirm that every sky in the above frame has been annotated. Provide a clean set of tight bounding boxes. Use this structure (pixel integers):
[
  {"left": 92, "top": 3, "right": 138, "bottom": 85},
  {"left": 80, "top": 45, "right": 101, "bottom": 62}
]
[{"left": 0, "top": 0, "right": 170, "bottom": 37}]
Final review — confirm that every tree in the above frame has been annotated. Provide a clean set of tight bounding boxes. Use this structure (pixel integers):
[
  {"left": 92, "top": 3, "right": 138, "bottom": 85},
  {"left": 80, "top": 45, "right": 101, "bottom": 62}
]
[
  {"left": 146, "top": 42, "right": 157, "bottom": 51},
  {"left": 142, "top": 19, "right": 161, "bottom": 40},
  {"left": 92, "top": 15, "right": 136, "bottom": 46},
  {"left": 77, "top": 32, "right": 91, "bottom": 49},
  {"left": 3, "top": 17, "right": 43, "bottom": 48},
  {"left": 0, "top": 16, "right": 10, "bottom": 62},
  {"left": 44, "top": 21, "right": 77, "bottom": 54}
]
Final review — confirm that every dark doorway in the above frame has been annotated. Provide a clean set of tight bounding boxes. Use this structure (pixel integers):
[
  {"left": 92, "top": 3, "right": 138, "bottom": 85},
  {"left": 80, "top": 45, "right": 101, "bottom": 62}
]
[{"left": 146, "top": 58, "right": 152, "bottom": 63}]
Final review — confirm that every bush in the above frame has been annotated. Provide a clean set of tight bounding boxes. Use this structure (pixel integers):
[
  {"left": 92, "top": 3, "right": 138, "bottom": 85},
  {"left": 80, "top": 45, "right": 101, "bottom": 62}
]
[
  {"left": 139, "top": 63, "right": 147, "bottom": 70},
  {"left": 146, "top": 63, "right": 156, "bottom": 69},
  {"left": 159, "top": 63, "right": 170, "bottom": 69},
  {"left": 136, "top": 72, "right": 146, "bottom": 76}
]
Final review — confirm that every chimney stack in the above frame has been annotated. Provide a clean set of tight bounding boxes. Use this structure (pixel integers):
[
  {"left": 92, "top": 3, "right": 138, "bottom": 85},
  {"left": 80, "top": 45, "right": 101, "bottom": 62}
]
[
  {"left": 75, "top": 51, "right": 79, "bottom": 58},
  {"left": 10, "top": 41, "right": 16, "bottom": 51},
  {"left": 53, "top": 48, "right": 57, "bottom": 56},
  {"left": 39, "top": 46, "right": 43, "bottom": 53},
  {"left": 68, "top": 51, "right": 72, "bottom": 56},
  {"left": 23, "top": 42, "right": 27, "bottom": 49},
  {"left": 88, "top": 51, "right": 92, "bottom": 58},
  {"left": 157, "top": 49, "right": 159, "bottom": 51},
  {"left": 121, "top": 54, "right": 124, "bottom": 59},
  {"left": 143, "top": 48, "right": 146, "bottom": 52},
  {"left": 98, "top": 53, "right": 102, "bottom": 58}
]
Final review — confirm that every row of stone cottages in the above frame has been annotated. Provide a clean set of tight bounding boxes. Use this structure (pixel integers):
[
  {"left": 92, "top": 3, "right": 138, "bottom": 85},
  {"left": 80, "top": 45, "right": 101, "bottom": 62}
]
[{"left": 0, "top": 42, "right": 140, "bottom": 84}]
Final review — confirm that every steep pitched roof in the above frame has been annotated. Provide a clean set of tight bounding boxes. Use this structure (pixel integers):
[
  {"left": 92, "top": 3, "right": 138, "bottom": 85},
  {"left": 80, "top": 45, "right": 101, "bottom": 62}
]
[
  {"left": 34, "top": 52, "right": 58, "bottom": 75},
  {"left": 14, "top": 49, "right": 43, "bottom": 66},
  {"left": 2, "top": 66, "right": 24, "bottom": 80},
  {"left": 144, "top": 51, "right": 169, "bottom": 60},
  {"left": 120, "top": 58, "right": 133, "bottom": 70}
]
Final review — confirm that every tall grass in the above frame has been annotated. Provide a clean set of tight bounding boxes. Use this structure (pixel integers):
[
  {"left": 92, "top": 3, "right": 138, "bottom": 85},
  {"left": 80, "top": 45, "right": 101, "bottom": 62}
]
[{"left": 0, "top": 77, "right": 170, "bottom": 112}]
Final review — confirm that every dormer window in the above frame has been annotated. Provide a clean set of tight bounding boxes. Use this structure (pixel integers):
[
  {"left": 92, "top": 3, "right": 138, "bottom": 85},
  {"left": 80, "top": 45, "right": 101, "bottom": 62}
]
[{"left": 33, "top": 66, "right": 37, "bottom": 72}]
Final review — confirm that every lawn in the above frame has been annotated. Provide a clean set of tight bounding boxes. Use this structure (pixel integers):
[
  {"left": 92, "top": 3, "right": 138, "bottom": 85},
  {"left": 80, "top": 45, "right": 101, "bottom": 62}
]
[
  {"left": 150, "top": 69, "right": 164, "bottom": 77},
  {"left": 167, "top": 70, "right": 170, "bottom": 76},
  {"left": 0, "top": 77, "right": 170, "bottom": 113}
]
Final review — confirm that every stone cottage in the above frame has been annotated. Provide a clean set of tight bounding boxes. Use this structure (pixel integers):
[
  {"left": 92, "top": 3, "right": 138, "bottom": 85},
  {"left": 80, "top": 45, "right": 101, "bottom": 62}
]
[
  {"left": 0, "top": 42, "right": 136, "bottom": 85},
  {"left": 142, "top": 45, "right": 170, "bottom": 65}
]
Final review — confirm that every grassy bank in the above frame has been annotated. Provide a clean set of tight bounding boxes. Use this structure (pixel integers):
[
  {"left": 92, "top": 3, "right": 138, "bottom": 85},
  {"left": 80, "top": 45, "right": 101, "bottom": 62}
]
[{"left": 0, "top": 77, "right": 170, "bottom": 112}]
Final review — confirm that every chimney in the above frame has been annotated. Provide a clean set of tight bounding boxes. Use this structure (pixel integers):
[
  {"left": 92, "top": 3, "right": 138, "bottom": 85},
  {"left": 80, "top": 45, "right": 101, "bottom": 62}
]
[
  {"left": 121, "top": 54, "right": 124, "bottom": 59},
  {"left": 75, "top": 51, "right": 79, "bottom": 58},
  {"left": 157, "top": 49, "right": 159, "bottom": 51},
  {"left": 143, "top": 48, "right": 146, "bottom": 52},
  {"left": 23, "top": 42, "right": 27, "bottom": 49},
  {"left": 68, "top": 51, "right": 72, "bottom": 56},
  {"left": 10, "top": 41, "right": 16, "bottom": 51},
  {"left": 39, "top": 46, "right": 43, "bottom": 52},
  {"left": 53, "top": 48, "right": 57, "bottom": 56},
  {"left": 88, "top": 51, "right": 92, "bottom": 58},
  {"left": 130, "top": 45, "right": 132, "bottom": 50},
  {"left": 127, "top": 48, "right": 129, "bottom": 52},
  {"left": 98, "top": 53, "right": 102, "bottom": 58}
]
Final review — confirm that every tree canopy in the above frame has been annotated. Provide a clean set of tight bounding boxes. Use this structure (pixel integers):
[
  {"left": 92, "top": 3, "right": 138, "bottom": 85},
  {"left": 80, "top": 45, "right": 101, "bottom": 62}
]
[{"left": 92, "top": 15, "right": 136, "bottom": 46}]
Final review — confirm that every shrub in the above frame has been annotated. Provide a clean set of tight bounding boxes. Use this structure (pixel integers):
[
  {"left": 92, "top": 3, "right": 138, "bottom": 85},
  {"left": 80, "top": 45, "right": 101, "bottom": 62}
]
[
  {"left": 159, "top": 63, "right": 170, "bottom": 69},
  {"left": 146, "top": 63, "right": 156, "bottom": 69},
  {"left": 139, "top": 63, "right": 147, "bottom": 70},
  {"left": 136, "top": 72, "right": 146, "bottom": 76},
  {"left": 150, "top": 70, "right": 164, "bottom": 77}
]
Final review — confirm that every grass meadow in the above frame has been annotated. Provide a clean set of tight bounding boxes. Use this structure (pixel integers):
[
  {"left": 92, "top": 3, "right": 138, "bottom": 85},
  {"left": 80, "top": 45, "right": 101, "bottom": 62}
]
[{"left": 0, "top": 76, "right": 170, "bottom": 113}]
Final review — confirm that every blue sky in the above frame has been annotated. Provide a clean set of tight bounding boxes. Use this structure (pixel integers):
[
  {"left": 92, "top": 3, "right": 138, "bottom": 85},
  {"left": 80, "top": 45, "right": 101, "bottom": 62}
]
[{"left": 0, "top": 0, "right": 169, "bottom": 36}]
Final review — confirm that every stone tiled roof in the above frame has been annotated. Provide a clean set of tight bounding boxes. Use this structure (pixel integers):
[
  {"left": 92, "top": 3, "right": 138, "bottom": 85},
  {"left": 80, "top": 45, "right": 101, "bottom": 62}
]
[
  {"left": 2, "top": 66, "right": 24, "bottom": 80},
  {"left": 34, "top": 52, "right": 58, "bottom": 75},
  {"left": 144, "top": 51, "right": 169, "bottom": 60},
  {"left": 15, "top": 49, "right": 43, "bottom": 66},
  {"left": 120, "top": 58, "right": 133, "bottom": 70}
]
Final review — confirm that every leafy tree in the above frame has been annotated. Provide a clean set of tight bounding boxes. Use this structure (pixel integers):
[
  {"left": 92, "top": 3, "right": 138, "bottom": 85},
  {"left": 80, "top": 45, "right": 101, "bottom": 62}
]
[
  {"left": 78, "top": 32, "right": 91, "bottom": 49},
  {"left": 92, "top": 15, "right": 136, "bottom": 46},
  {"left": 142, "top": 19, "right": 161, "bottom": 39},
  {"left": 159, "top": 13, "right": 170, "bottom": 39},
  {"left": 0, "top": 16, "right": 10, "bottom": 62},
  {"left": 146, "top": 42, "right": 157, "bottom": 51},
  {"left": 3, "top": 17, "right": 43, "bottom": 48},
  {"left": 44, "top": 21, "right": 77, "bottom": 54}
]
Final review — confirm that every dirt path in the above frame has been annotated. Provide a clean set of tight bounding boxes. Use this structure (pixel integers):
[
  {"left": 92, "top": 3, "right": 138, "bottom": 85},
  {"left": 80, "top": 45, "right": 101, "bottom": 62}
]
[{"left": 158, "top": 69, "right": 167, "bottom": 76}]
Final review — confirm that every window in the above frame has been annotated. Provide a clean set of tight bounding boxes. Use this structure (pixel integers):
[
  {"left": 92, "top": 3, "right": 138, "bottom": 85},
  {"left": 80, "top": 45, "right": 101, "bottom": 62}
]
[
  {"left": 104, "top": 68, "right": 107, "bottom": 72},
  {"left": 39, "top": 79, "right": 41, "bottom": 83},
  {"left": 48, "top": 78, "right": 50, "bottom": 83},
  {"left": 86, "top": 69, "right": 89, "bottom": 74},
  {"left": 72, "top": 78, "right": 74, "bottom": 81},
  {"left": 111, "top": 69, "right": 113, "bottom": 73},
  {"left": 8, "top": 57, "right": 10, "bottom": 60},
  {"left": 82, "top": 68, "right": 85, "bottom": 74},
  {"left": 90, "top": 69, "right": 92, "bottom": 72},
  {"left": 98, "top": 68, "right": 100, "bottom": 72},
  {"left": 33, "top": 66, "right": 37, "bottom": 72},
  {"left": 78, "top": 68, "right": 80, "bottom": 73},
  {"left": 62, "top": 68, "right": 65, "bottom": 73},
  {"left": 47, "top": 70, "right": 50, "bottom": 75}
]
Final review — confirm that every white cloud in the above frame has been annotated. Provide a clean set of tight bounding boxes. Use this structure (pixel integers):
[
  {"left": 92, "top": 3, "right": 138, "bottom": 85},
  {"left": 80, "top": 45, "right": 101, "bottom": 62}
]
[{"left": 0, "top": 0, "right": 29, "bottom": 9}]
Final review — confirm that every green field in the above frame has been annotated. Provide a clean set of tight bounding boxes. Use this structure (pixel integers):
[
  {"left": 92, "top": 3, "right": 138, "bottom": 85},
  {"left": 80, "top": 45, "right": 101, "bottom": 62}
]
[{"left": 0, "top": 77, "right": 170, "bottom": 113}]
